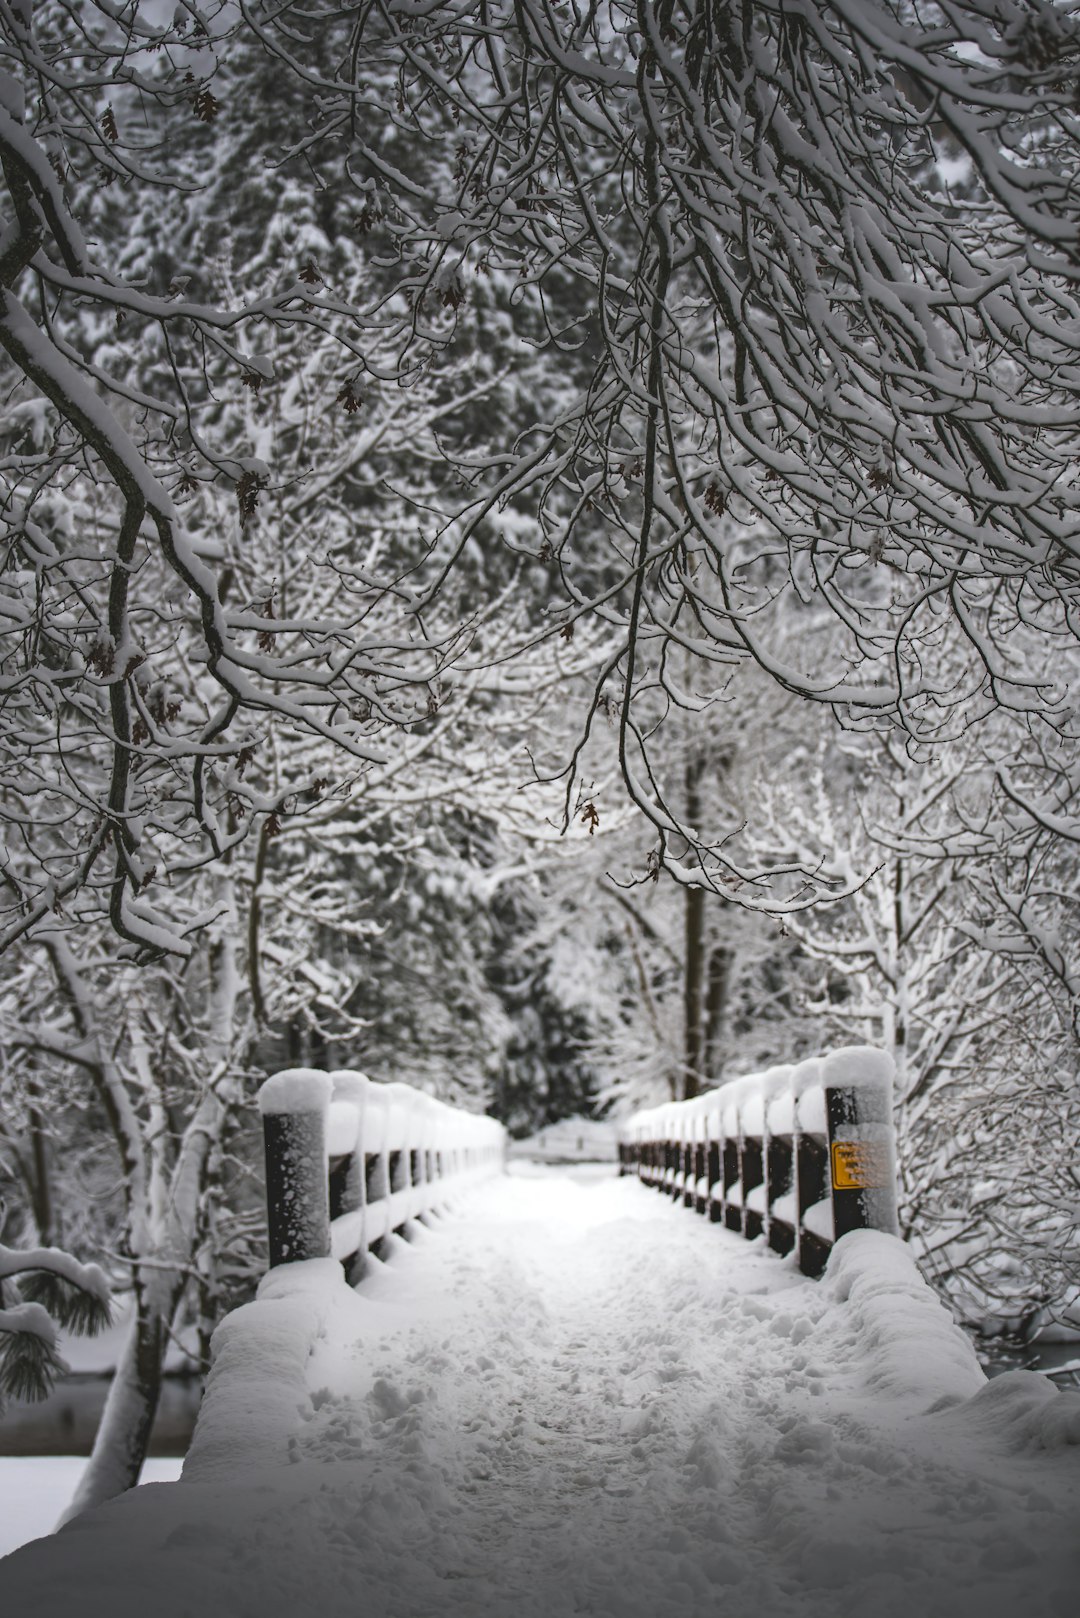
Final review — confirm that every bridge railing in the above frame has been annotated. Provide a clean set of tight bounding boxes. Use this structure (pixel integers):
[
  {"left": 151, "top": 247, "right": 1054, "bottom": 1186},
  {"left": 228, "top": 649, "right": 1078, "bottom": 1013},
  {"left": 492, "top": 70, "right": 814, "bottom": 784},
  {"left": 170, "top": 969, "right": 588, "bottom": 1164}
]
[
  {"left": 618, "top": 1046, "right": 899, "bottom": 1276},
  {"left": 258, "top": 1069, "right": 506, "bottom": 1278}
]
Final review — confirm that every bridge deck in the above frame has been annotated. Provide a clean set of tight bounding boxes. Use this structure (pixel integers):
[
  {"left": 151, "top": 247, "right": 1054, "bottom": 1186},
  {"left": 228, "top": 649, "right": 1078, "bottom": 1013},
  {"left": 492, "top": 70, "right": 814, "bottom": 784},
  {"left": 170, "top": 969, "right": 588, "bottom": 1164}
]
[{"left": 5, "top": 1166, "right": 1079, "bottom": 1617}]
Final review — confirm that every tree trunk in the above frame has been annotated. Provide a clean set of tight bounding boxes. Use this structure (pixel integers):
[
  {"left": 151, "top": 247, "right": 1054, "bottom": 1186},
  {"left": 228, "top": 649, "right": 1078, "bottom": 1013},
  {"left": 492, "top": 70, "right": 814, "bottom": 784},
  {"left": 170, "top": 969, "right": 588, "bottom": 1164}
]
[
  {"left": 682, "top": 748, "right": 712, "bottom": 1100},
  {"left": 27, "top": 1095, "right": 55, "bottom": 1245},
  {"left": 58, "top": 1272, "right": 182, "bottom": 1523},
  {"left": 704, "top": 943, "right": 733, "bottom": 1077},
  {"left": 683, "top": 882, "right": 706, "bottom": 1100}
]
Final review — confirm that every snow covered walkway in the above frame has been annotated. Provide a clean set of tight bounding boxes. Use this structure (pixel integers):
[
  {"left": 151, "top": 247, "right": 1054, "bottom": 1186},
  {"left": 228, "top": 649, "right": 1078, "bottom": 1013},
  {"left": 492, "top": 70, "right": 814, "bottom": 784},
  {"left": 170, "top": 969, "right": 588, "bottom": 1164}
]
[{"left": 5, "top": 1166, "right": 1079, "bottom": 1617}]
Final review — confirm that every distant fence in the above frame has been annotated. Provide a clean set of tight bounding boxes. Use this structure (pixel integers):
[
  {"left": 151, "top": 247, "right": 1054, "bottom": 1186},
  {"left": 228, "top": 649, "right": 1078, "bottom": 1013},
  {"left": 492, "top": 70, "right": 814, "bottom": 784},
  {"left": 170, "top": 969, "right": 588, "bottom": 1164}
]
[
  {"left": 258, "top": 1069, "right": 506, "bottom": 1278},
  {"left": 618, "top": 1047, "right": 899, "bottom": 1276}
]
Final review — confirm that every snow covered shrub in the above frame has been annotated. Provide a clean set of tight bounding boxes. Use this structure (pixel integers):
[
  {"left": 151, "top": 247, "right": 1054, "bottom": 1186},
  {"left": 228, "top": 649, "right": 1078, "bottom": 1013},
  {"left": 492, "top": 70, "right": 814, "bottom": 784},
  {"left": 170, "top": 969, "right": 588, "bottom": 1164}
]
[{"left": 0, "top": 1231, "right": 110, "bottom": 1411}]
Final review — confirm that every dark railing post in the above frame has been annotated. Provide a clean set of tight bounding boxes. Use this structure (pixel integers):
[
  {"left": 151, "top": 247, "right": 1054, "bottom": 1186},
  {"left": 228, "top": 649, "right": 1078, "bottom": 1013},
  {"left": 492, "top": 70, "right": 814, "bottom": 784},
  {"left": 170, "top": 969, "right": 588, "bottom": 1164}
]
[
  {"left": 619, "top": 1048, "right": 899, "bottom": 1279},
  {"left": 258, "top": 1071, "right": 333, "bottom": 1268},
  {"left": 707, "top": 1136, "right": 722, "bottom": 1222},
  {"left": 693, "top": 1137, "right": 707, "bottom": 1214},
  {"left": 722, "top": 1102, "right": 741, "bottom": 1232},
  {"left": 258, "top": 1070, "right": 507, "bottom": 1278},
  {"left": 741, "top": 1132, "right": 764, "bottom": 1240},
  {"left": 766, "top": 1133, "right": 795, "bottom": 1256},
  {"left": 824, "top": 1049, "right": 900, "bottom": 1242},
  {"left": 795, "top": 1132, "right": 829, "bottom": 1278}
]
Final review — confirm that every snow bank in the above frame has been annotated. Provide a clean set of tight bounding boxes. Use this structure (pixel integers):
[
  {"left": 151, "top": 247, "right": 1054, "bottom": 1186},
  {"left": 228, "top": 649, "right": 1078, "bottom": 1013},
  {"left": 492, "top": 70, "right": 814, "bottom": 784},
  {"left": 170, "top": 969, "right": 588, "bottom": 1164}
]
[
  {"left": 3, "top": 1174, "right": 1078, "bottom": 1618},
  {"left": 942, "top": 1369, "right": 1080, "bottom": 1454},
  {"left": 820, "top": 1232, "right": 1080, "bottom": 1451},
  {"left": 823, "top": 1230, "right": 985, "bottom": 1405},
  {"left": 184, "top": 1258, "right": 365, "bottom": 1482}
]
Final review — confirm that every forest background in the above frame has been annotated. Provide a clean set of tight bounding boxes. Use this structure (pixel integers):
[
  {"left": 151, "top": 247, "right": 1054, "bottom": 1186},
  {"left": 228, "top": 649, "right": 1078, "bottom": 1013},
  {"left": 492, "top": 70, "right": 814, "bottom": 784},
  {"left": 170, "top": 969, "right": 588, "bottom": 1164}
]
[{"left": 0, "top": 0, "right": 1078, "bottom": 1516}]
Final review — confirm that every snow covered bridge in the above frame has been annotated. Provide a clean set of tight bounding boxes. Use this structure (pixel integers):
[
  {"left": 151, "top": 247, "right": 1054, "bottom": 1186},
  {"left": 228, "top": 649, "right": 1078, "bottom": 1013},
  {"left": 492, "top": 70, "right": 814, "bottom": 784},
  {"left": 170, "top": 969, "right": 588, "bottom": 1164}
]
[
  {"left": 3, "top": 1063, "right": 1079, "bottom": 1618},
  {"left": 255, "top": 1047, "right": 901, "bottom": 1288}
]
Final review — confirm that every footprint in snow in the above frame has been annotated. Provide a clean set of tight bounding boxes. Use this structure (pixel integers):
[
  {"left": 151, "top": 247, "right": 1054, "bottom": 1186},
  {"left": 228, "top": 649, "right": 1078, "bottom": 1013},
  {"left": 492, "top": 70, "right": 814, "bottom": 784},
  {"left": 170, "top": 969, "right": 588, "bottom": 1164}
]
[{"left": 369, "top": 1376, "right": 423, "bottom": 1420}]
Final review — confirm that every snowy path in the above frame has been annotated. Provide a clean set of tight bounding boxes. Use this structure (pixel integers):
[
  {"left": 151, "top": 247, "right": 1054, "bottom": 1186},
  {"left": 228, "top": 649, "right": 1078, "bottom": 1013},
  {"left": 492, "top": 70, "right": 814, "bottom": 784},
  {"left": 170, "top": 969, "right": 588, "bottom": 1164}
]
[{"left": 4, "top": 1166, "right": 1079, "bottom": 1617}]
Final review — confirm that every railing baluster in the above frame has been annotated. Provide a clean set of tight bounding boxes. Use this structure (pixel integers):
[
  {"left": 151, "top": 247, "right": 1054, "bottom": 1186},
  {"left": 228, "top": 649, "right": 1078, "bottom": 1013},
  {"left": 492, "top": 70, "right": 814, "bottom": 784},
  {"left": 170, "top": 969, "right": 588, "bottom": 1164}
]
[
  {"left": 824, "top": 1050, "right": 900, "bottom": 1243},
  {"left": 257, "top": 1070, "right": 506, "bottom": 1277},
  {"left": 620, "top": 1047, "right": 900, "bottom": 1278},
  {"left": 259, "top": 1071, "right": 334, "bottom": 1269}
]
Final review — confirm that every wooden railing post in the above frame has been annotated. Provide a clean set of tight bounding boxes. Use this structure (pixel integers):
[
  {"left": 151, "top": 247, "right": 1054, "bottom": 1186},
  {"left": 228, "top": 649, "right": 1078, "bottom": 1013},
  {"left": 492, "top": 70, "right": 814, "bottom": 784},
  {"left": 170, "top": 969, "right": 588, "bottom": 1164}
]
[
  {"left": 706, "top": 1136, "right": 721, "bottom": 1222},
  {"left": 258, "top": 1069, "right": 507, "bottom": 1278},
  {"left": 823, "top": 1048, "right": 900, "bottom": 1242},
  {"left": 619, "top": 1047, "right": 900, "bottom": 1277},
  {"left": 258, "top": 1071, "right": 333, "bottom": 1268}
]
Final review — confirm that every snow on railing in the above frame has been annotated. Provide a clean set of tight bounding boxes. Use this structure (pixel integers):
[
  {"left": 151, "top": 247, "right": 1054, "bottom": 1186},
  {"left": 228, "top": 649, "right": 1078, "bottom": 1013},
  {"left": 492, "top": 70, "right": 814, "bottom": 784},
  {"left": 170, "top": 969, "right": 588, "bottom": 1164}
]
[
  {"left": 618, "top": 1046, "right": 899, "bottom": 1276},
  {"left": 257, "top": 1069, "right": 506, "bottom": 1277}
]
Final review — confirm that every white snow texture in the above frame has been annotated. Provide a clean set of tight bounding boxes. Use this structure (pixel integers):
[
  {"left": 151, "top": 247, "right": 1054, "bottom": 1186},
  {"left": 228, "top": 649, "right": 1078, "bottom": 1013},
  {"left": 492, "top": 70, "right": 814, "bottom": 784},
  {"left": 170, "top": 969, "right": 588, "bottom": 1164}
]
[{"left": 2, "top": 1169, "right": 1077, "bottom": 1617}]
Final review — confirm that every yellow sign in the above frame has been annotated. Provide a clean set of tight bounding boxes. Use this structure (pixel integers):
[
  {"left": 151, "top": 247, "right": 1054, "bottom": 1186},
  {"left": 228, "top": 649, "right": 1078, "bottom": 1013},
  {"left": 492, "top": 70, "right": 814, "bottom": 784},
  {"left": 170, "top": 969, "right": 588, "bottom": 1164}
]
[{"left": 831, "top": 1140, "right": 889, "bottom": 1192}]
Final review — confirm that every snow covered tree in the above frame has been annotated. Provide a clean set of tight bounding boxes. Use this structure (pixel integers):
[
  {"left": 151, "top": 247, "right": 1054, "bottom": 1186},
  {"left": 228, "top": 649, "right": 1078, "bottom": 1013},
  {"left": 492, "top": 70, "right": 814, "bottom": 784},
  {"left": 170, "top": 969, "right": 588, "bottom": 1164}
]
[
  {"left": 8, "top": 3, "right": 1079, "bottom": 942},
  {"left": 227, "top": 0, "right": 1080, "bottom": 900},
  {"left": 486, "top": 659, "right": 822, "bottom": 1116},
  {"left": 6, "top": 1, "right": 1080, "bottom": 929},
  {"left": 0, "top": 0, "right": 556, "bottom": 1509},
  {"left": 750, "top": 724, "right": 1080, "bottom": 1334},
  {"left": 4, "top": 0, "right": 1080, "bottom": 1505},
  {"left": 0, "top": 1, "right": 530, "bottom": 965}
]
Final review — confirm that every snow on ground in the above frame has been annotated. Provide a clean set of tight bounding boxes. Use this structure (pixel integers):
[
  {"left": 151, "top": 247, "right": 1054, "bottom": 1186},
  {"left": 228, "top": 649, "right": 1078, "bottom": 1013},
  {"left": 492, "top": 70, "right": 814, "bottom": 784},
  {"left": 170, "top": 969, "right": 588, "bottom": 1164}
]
[
  {"left": 0, "top": 1458, "right": 183, "bottom": 1559},
  {"left": 3, "top": 1167, "right": 1079, "bottom": 1617},
  {"left": 507, "top": 1116, "right": 618, "bottom": 1163}
]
